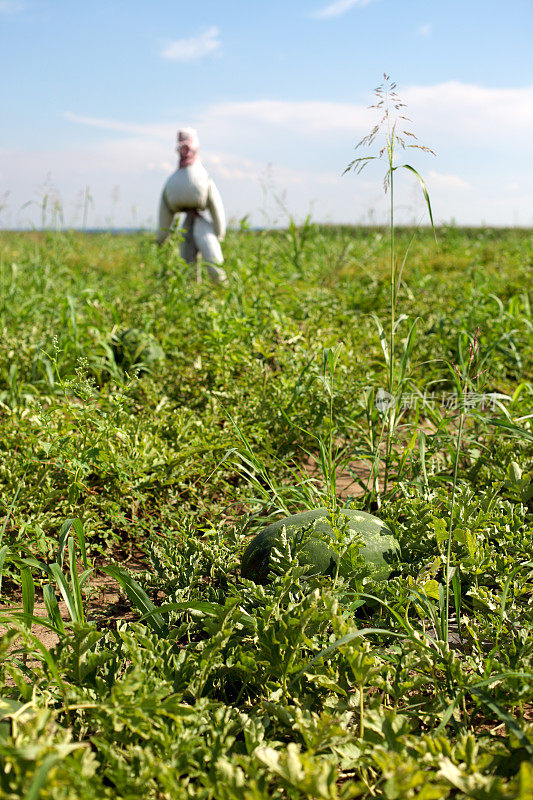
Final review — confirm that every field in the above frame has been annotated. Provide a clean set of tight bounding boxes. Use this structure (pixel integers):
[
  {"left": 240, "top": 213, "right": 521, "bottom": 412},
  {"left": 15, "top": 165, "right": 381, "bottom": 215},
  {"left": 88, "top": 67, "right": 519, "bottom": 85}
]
[{"left": 0, "top": 224, "right": 532, "bottom": 798}]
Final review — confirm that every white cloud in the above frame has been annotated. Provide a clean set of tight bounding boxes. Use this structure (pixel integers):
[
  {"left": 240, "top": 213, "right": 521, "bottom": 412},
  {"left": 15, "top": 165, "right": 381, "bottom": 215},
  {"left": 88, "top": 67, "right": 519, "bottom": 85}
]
[
  {"left": 194, "top": 83, "right": 533, "bottom": 149},
  {"left": 64, "top": 83, "right": 533, "bottom": 150},
  {"left": 417, "top": 22, "right": 433, "bottom": 37},
  {"left": 403, "top": 82, "right": 533, "bottom": 140},
  {"left": 206, "top": 153, "right": 262, "bottom": 182},
  {"left": 311, "top": 0, "right": 375, "bottom": 20},
  {"left": 200, "top": 99, "right": 370, "bottom": 136},
  {"left": 208, "top": 152, "right": 338, "bottom": 187},
  {"left": 427, "top": 170, "right": 470, "bottom": 190},
  {"left": 160, "top": 26, "right": 220, "bottom": 62},
  {"left": 64, "top": 112, "right": 173, "bottom": 141}
]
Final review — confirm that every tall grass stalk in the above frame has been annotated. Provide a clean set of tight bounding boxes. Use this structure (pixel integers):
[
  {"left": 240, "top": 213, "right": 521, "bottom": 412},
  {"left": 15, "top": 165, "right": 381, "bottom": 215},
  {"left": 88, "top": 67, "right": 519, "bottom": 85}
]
[
  {"left": 345, "top": 75, "right": 436, "bottom": 496},
  {"left": 444, "top": 328, "right": 485, "bottom": 643},
  {"left": 444, "top": 408, "right": 464, "bottom": 644}
]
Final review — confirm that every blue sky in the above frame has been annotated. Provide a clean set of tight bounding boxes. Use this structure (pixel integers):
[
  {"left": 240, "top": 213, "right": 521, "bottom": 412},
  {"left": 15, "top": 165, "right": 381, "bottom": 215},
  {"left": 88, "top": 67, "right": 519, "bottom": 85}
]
[{"left": 1, "top": 0, "right": 532, "bottom": 228}]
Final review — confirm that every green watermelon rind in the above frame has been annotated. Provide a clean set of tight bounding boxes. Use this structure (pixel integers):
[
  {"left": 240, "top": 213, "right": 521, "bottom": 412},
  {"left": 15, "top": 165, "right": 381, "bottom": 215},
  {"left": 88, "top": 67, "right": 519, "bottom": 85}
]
[{"left": 240, "top": 508, "right": 400, "bottom": 584}]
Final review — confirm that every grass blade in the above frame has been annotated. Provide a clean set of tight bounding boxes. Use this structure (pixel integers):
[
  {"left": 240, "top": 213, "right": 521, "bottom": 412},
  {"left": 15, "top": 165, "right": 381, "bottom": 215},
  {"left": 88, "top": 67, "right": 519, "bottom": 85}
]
[
  {"left": 56, "top": 518, "right": 74, "bottom": 567},
  {"left": 418, "top": 430, "right": 430, "bottom": 495},
  {"left": 25, "top": 754, "right": 61, "bottom": 800},
  {"left": 452, "top": 570, "right": 462, "bottom": 640},
  {"left": 435, "top": 694, "right": 463, "bottom": 735},
  {"left": 138, "top": 600, "right": 222, "bottom": 622},
  {"left": 56, "top": 517, "right": 88, "bottom": 569},
  {"left": 72, "top": 518, "right": 88, "bottom": 571},
  {"left": 4, "top": 611, "right": 63, "bottom": 635},
  {"left": 398, "top": 316, "right": 418, "bottom": 385},
  {"left": 102, "top": 564, "right": 167, "bottom": 635},
  {"left": 398, "top": 163, "right": 437, "bottom": 238},
  {"left": 43, "top": 584, "right": 65, "bottom": 634},
  {"left": 490, "top": 419, "right": 533, "bottom": 444},
  {"left": 68, "top": 536, "right": 85, "bottom": 625},
  {"left": 49, "top": 563, "right": 79, "bottom": 623},
  {"left": 20, "top": 568, "right": 35, "bottom": 629},
  {"left": 0, "top": 544, "right": 8, "bottom": 595},
  {"left": 370, "top": 313, "right": 390, "bottom": 368}
]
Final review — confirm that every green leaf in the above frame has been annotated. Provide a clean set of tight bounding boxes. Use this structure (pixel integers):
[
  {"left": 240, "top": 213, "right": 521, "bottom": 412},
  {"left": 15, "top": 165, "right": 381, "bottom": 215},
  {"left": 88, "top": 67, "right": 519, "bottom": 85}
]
[
  {"left": 398, "top": 163, "right": 437, "bottom": 238},
  {"left": 370, "top": 313, "right": 390, "bottom": 367},
  {"left": 3, "top": 611, "right": 63, "bottom": 635},
  {"left": 20, "top": 567, "right": 35, "bottom": 628},
  {"left": 490, "top": 418, "right": 533, "bottom": 444},
  {"left": 452, "top": 570, "right": 462, "bottom": 638},
  {"left": 49, "top": 562, "right": 79, "bottom": 623},
  {"left": 435, "top": 694, "right": 463, "bottom": 735},
  {"left": 398, "top": 316, "right": 418, "bottom": 385},
  {"left": 433, "top": 516, "right": 448, "bottom": 545},
  {"left": 0, "top": 544, "right": 8, "bottom": 595},
  {"left": 68, "top": 536, "right": 85, "bottom": 625},
  {"left": 421, "top": 579, "right": 440, "bottom": 600},
  {"left": 43, "top": 584, "right": 65, "bottom": 634},
  {"left": 72, "top": 518, "right": 89, "bottom": 571},
  {"left": 102, "top": 564, "right": 167, "bottom": 635},
  {"left": 56, "top": 518, "right": 88, "bottom": 570},
  {"left": 56, "top": 518, "right": 75, "bottom": 567},
  {"left": 138, "top": 600, "right": 222, "bottom": 622}
]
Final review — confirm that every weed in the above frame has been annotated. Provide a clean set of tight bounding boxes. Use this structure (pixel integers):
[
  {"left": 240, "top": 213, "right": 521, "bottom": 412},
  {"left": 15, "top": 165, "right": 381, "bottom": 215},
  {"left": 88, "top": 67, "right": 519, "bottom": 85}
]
[{"left": 345, "top": 74, "right": 437, "bottom": 498}]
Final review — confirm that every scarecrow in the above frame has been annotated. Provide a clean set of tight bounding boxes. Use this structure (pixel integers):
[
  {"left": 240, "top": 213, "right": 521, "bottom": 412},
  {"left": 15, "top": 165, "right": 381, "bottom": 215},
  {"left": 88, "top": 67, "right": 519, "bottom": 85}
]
[{"left": 157, "top": 128, "right": 226, "bottom": 283}]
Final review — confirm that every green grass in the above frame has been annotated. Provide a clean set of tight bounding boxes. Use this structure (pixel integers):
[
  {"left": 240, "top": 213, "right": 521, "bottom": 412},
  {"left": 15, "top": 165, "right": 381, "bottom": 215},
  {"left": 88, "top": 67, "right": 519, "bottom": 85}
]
[{"left": 0, "top": 225, "right": 531, "bottom": 798}]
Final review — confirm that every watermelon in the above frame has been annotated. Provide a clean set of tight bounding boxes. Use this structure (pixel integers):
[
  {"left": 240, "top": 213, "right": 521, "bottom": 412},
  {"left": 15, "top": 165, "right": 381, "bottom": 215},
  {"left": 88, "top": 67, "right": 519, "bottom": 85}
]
[
  {"left": 241, "top": 508, "right": 400, "bottom": 584},
  {"left": 112, "top": 328, "right": 164, "bottom": 374}
]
